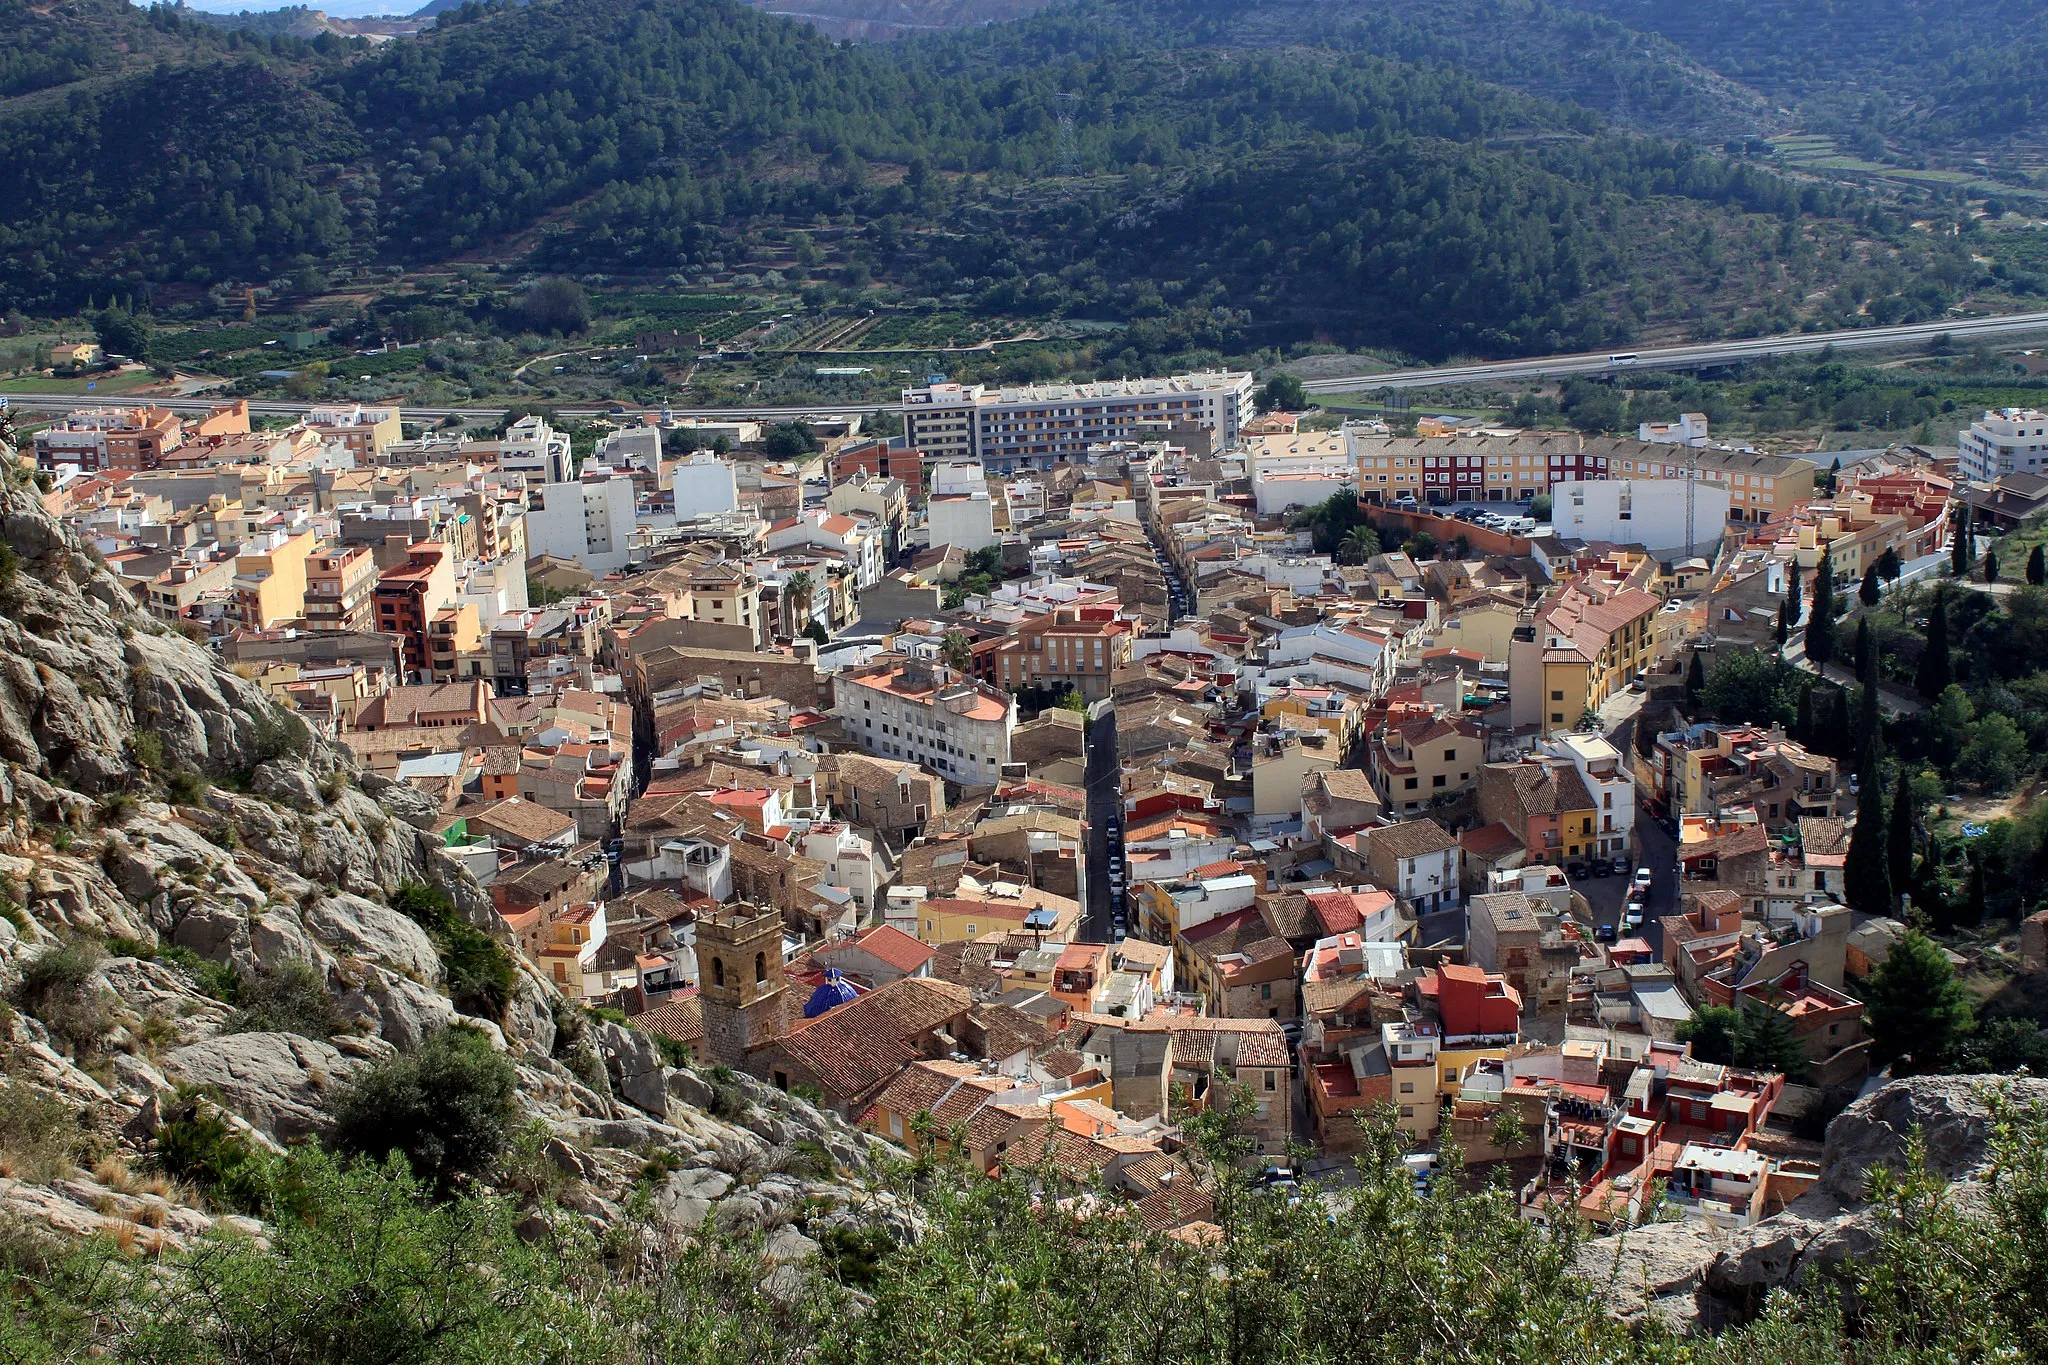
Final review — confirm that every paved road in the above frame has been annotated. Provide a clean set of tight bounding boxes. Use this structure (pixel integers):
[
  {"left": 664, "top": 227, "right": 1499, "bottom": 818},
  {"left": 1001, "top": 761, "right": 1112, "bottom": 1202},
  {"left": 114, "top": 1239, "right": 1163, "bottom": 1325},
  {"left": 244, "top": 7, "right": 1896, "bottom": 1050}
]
[
  {"left": 1082, "top": 698, "right": 1123, "bottom": 942},
  {"left": 1301, "top": 309, "right": 2048, "bottom": 395}
]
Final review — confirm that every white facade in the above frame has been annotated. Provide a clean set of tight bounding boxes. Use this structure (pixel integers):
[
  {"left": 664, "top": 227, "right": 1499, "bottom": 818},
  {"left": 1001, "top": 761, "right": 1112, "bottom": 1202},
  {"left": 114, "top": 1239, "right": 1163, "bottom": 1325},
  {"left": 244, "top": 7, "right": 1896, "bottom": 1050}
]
[
  {"left": 527, "top": 473, "right": 637, "bottom": 575},
  {"left": 834, "top": 660, "right": 1016, "bottom": 784},
  {"left": 927, "top": 491, "right": 998, "bottom": 552},
  {"left": 1248, "top": 431, "right": 1354, "bottom": 514},
  {"left": 1959, "top": 408, "right": 2048, "bottom": 483},
  {"left": 1639, "top": 413, "right": 1709, "bottom": 447},
  {"left": 1550, "top": 478, "right": 1731, "bottom": 558},
  {"left": 670, "top": 451, "right": 740, "bottom": 520},
  {"left": 901, "top": 371, "right": 1254, "bottom": 473},
  {"left": 1540, "top": 732, "right": 1637, "bottom": 860},
  {"left": 802, "top": 824, "right": 885, "bottom": 911},
  {"left": 460, "top": 554, "right": 530, "bottom": 629},
  {"left": 595, "top": 426, "right": 664, "bottom": 473},
  {"left": 500, "top": 415, "right": 574, "bottom": 484}
]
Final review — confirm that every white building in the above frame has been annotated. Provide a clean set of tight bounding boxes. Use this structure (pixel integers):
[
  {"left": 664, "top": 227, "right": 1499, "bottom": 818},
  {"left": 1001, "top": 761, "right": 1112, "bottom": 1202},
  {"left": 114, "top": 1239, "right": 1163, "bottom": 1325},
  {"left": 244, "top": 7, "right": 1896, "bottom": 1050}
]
[
  {"left": 670, "top": 451, "right": 740, "bottom": 520},
  {"left": 834, "top": 657, "right": 1016, "bottom": 785},
  {"left": 927, "top": 489, "right": 998, "bottom": 553},
  {"left": 762, "top": 510, "right": 885, "bottom": 588},
  {"left": 1539, "top": 732, "right": 1636, "bottom": 861},
  {"left": 1549, "top": 478, "right": 1731, "bottom": 559},
  {"left": 526, "top": 471, "right": 637, "bottom": 575},
  {"left": 499, "top": 414, "right": 575, "bottom": 484},
  {"left": 1958, "top": 407, "right": 2048, "bottom": 483},
  {"left": 901, "top": 371, "right": 1255, "bottom": 473},
  {"left": 1247, "top": 430, "right": 1354, "bottom": 514},
  {"left": 459, "top": 554, "right": 530, "bottom": 629},
  {"left": 802, "top": 823, "right": 886, "bottom": 913},
  {"left": 594, "top": 426, "right": 664, "bottom": 474},
  {"left": 1639, "top": 413, "right": 1709, "bottom": 447}
]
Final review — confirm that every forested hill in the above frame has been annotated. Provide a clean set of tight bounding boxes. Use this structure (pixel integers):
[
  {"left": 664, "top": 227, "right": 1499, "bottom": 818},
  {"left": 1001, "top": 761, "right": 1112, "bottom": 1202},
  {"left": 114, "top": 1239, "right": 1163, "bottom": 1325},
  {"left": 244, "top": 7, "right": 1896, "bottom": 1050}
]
[
  {"left": 1559, "top": 0, "right": 2048, "bottom": 149},
  {"left": 0, "top": 0, "right": 1985, "bottom": 358}
]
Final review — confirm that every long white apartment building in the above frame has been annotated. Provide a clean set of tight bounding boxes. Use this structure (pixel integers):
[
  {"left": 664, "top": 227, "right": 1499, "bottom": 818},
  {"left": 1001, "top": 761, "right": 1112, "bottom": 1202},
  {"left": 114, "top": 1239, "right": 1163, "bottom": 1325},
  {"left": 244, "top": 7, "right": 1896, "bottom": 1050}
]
[
  {"left": 901, "top": 372, "right": 1254, "bottom": 474},
  {"left": 834, "top": 657, "right": 1016, "bottom": 785},
  {"left": 1959, "top": 408, "right": 2048, "bottom": 483}
]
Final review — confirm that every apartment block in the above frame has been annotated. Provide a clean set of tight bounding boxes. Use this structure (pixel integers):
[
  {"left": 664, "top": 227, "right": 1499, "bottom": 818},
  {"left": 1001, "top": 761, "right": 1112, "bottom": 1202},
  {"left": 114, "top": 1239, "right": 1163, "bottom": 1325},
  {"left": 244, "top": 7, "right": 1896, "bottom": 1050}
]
[
  {"left": 1959, "top": 407, "right": 2048, "bottom": 483},
  {"left": 901, "top": 372, "right": 1253, "bottom": 474},
  {"left": 834, "top": 657, "right": 1016, "bottom": 785},
  {"left": 304, "top": 546, "right": 379, "bottom": 632}
]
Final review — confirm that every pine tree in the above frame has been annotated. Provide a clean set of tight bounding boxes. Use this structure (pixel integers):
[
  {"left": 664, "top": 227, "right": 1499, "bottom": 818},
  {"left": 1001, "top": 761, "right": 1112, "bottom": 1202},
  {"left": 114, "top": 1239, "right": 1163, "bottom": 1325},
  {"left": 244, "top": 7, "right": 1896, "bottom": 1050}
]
[
  {"left": 1844, "top": 747, "right": 1893, "bottom": 915},
  {"left": 1685, "top": 652, "right": 1705, "bottom": 710},
  {"left": 1886, "top": 766, "right": 1915, "bottom": 901},
  {"left": 1916, "top": 593, "right": 1951, "bottom": 701},
  {"left": 1805, "top": 548, "right": 1836, "bottom": 667},
  {"left": 1734, "top": 1005, "right": 1810, "bottom": 1082},
  {"left": 1985, "top": 548, "right": 2000, "bottom": 584},
  {"left": 1864, "top": 929, "right": 1972, "bottom": 1072},
  {"left": 2029, "top": 543, "right": 2046, "bottom": 587},
  {"left": 1859, "top": 563, "right": 1881, "bottom": 606}
]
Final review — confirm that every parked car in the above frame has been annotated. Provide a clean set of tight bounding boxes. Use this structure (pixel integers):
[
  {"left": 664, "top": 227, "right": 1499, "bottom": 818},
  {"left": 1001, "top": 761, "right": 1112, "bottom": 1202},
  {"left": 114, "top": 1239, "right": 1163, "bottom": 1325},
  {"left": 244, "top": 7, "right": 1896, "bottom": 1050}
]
[
  {"left": 1595, "top": 922, "right": 1618, "bottom": 944},
  {"left": 1567, "top": 860, "right": 1590, "bottom": 880},
  {"left": 1633, "top": 866, "right": 1653, "bottom": 890},
  {"left": 1590, "top": 857, "right": 1614, "bottom": 877}
]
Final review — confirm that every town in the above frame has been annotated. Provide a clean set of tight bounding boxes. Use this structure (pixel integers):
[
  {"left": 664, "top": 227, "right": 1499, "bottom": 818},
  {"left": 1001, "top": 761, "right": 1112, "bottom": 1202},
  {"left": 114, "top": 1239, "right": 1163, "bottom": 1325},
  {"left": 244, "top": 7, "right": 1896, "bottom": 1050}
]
[{"left": 17, "top": 365, "right": 2044, "bottom": 1240}]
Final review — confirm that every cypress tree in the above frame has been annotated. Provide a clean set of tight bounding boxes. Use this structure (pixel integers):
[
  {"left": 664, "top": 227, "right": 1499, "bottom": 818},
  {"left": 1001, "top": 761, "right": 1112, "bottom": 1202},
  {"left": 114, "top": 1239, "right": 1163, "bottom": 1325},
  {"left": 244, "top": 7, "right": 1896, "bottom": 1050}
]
[
  {"left": 1984, "top": 548, "right": 2000, "bottom": 584},
  {"left": 1878, "top": 545, "right": 1902, "bottom": 583},
  {"left": 1886, "top": 765, "right": 1915, "bottom": 898},
  {"left": 1805, "top": 548, "right": 1836, "bottom": 667},
  {"left": 1916, "top": 593, "right": 1951, "bottom": 701},
  {"left": 1685, "top": 652, "right": 1705, "bottom": 710},
  {"left": 1952, "top": 507, "right": 1971, "bottom": 577},
  {"left": 1844, "top": 748, "right": 1893, "bottom": 915},
  {"left": 1855, "top": 617, "right": 1876, "bottom": 689},
  {"left": 1784, "top": 559, "right": 1803, "bottom": 630},
  {"left": 2029, "top": 543, "right": 2046, "bottom": 587},
  {"left": 1860, "top": 563, "right": 1881, "bottom": 606}
]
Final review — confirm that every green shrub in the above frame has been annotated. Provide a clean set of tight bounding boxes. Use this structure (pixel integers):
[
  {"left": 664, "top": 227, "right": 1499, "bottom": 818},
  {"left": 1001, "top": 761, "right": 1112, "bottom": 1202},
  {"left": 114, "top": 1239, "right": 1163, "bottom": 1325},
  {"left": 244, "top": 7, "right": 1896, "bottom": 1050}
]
[
  {"left": 15, "top": 941, "right": 111, "bottom": 1056},
  {"left": 0, "top": 1082, "right": 89, "bottom": 1182},
  {"left": 164, "top": 768, "right": 211, "bottom": 805},
  {"left": 331, "top": 1027, "right": 518, "bottom": 1193},
  {"left": 153, "top": 1092, "right": 270, "bottom": 1214},
  {"left": 129, "top": 730, "right": 165, "bottom": 773},
  {"left": 95, "top": 792, "right": 134, "bottom": 826},
  {"left": 249, "top": 709, "right": 312, "bottom": 765},
  {"left": 229, "top": 960, "right": 341, "bottom": 1039},
  {"left": 391, "top": 881, "right": 515, "bottom": 1019}
]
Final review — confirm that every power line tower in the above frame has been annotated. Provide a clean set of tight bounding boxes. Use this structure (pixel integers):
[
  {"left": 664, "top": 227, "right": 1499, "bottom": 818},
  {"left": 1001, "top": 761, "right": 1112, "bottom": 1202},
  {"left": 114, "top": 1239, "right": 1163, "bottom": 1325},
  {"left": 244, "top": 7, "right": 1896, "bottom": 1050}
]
[{"left": 1053, "top": 92, "right": 1082, "bottom": 178}]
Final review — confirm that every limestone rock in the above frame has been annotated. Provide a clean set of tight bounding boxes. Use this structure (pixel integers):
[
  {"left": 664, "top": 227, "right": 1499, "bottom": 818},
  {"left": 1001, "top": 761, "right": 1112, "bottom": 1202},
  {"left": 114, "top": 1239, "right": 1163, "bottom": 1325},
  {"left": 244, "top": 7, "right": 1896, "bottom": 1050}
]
[
  {"left": 165, "top": 1032, "right": 366, "bottom": 1140},
  {"left": 249, "top": 759, "right": 324, "bottom": 811},
  {"left": 336, "top": 966, "right": 454, "bottom": 1050},
  {"left": 595, "top": 1022, "right": 668, "bottom": 1118},
  {"left": 302, "top": 893, "right": 440, "bottom": 982}
]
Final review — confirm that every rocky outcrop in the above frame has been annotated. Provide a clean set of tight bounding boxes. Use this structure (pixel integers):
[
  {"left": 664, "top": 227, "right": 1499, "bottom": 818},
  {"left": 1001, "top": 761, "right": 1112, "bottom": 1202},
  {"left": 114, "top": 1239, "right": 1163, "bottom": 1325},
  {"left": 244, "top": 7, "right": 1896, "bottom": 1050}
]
[
  {"left": 164, "top": 1033, "right": 370, "bottom": 1141},
  {"left": 1582, "top": 1075, "right": 2048, "bottom": 1333}
]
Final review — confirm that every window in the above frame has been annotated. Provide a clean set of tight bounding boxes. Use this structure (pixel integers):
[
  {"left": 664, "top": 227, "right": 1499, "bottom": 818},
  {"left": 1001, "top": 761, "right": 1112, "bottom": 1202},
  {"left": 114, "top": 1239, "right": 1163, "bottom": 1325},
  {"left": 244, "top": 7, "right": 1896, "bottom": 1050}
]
[
  {"left": 1431, "top": 773, "right": 1447, "bottom": 788},
  {"left": 1443, "top": 748, "right": 1456, "bottom": 761},
  {"left": 773, "top": 1071, "right": 789, "bottom": 1091},
  {"left": 1260, "top": 983, "right": 1271, "bottom": 1000},
  {"left": 1552, "top": 712, "right": 1564, "bottom": 724},
  {"left": 1404, "top": 777, "right": 1418, "bottom": 790},
  {"left": 754, "top": 952, "right": 767, "bottom": 983},
  {"left": 1399, "top": 1081, "right": 1415, "bottom": 1095},
  {"left": 1263, "top": 1072, "right": 1276, "bottom": 1091},
  {"left": 711, "top": 958, "right": 725, "bottom": 988},
  {"left": 1551, "top": 690, "right": 1564, "bottom": 702}
]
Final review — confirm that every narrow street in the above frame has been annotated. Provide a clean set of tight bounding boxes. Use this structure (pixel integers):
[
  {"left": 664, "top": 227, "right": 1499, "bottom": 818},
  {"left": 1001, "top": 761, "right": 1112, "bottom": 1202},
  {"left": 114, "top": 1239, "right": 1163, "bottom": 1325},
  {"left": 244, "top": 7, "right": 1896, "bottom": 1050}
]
[{"left": 1082, "top": 698, "right": 1124, "bottom": 942}]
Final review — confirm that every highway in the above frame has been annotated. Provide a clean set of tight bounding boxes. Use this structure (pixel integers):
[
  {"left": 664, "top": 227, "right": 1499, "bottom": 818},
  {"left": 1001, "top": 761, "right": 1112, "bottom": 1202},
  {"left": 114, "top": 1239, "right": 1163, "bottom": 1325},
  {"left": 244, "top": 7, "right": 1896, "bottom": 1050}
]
[
  {"left": 1300, "top": 309, "right": 2048, "bottom": 395},
  {"left": 11, "top": 308, "right": 2048, "bottom": 422}
]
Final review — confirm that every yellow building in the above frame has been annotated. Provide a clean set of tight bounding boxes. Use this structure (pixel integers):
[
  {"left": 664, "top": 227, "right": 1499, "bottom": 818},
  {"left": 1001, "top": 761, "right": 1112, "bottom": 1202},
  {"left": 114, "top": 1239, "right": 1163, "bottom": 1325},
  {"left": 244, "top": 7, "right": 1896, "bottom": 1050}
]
[
  {"left": 915, "top": 884, "right": 1081, "bottom": 945},
  {"left": 232, "top": 528, "right": 316, "bottom": 630},
  {"left": 1520, "top": 576, "right": 1660, "bottom": 733}
]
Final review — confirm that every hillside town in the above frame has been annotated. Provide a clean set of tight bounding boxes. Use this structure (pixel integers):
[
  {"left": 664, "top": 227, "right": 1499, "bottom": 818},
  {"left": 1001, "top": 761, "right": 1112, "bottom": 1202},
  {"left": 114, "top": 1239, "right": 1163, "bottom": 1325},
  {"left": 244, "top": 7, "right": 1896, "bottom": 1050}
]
[{"left": 18, "top": 371, "right": 2038, "bottom": 1239}]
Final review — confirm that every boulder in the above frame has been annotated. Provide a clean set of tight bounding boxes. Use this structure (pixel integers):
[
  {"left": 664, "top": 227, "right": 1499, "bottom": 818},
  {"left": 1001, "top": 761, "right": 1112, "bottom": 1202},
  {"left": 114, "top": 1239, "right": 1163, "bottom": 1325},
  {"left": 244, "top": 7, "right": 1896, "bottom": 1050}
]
[
  {"left": 336, "top": 967, "right": 454, "bottom": 1050},
  {"left": 595, "top": 1022, "right": 668, "bottom": 1118},
  {"left": 165, "top": 1032, "right": 367, "bottom": 1140},
  {"left": 249, "top": 759, "right": 324, "bottom": 811},
  {"left": 302, "top": 894, "right": 441, "bottom": 981},
  {"left": 361, "top": 774, "right": 441, "bottom": 830},
  {"left": 667, "top": 1066, "right": 715, "bottom": 1113}
]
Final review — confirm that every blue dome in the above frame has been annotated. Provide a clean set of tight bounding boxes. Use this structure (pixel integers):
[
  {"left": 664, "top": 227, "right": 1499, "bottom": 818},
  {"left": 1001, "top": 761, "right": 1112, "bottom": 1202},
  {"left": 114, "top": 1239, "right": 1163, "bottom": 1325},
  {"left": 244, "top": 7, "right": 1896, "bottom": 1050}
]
[{"left": 804, "top": 968, "right": 858, "bottom": 1018}]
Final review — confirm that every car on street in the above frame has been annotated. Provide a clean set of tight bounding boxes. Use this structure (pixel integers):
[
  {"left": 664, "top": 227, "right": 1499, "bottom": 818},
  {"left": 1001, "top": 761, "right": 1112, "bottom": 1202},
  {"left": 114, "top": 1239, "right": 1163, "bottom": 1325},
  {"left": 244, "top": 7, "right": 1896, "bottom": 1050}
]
[
  {"left": 1590, "top": 857, "right": 1613, "bottom": 877},
  {"left": 1595, "top": 922, "right": 1618, "bottom": 944},
  {"left": 1633, "top": 866, "right": 1653, "bottom": 891},
  {"left": 1566, "top": 860, "right": 1590, "bottom": 880}
]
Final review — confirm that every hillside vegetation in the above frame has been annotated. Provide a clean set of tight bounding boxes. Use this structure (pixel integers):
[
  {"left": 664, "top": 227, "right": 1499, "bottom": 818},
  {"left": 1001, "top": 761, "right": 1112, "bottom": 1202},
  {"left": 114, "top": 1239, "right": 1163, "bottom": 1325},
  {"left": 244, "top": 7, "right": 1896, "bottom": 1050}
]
[{"left": 0, "top": 0, "right": 1991, "bottom": 359}]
